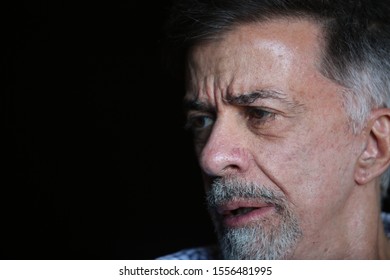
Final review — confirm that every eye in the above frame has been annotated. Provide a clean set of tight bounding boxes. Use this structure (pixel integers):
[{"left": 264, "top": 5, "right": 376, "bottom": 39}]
[
  {"left": 246, "top": 107, "right": 276, "bottom": 126},
  {"left": 185, "top": 114, "right": 214, "bottom": 131}
]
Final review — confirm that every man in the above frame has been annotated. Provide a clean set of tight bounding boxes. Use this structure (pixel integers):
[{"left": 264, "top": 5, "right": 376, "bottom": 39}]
[{"left": 158, "top": 0, "right": 390, "bottom": 259}]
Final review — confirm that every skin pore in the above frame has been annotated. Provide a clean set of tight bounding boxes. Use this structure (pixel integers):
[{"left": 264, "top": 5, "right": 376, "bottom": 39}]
[{"left": 184, "top": 18, "right": 390, "bottom": 259}]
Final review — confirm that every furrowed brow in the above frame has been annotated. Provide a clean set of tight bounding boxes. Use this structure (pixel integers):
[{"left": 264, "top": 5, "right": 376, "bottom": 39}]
[
  {"left": 226, "top": 89, "right": 305, "bottom": 113},
  {"left": 225, "top": 90, "right": 286, "bottom": 105},
  {"left": 183, "top": 99, "right": 214, "bottom": 113}
]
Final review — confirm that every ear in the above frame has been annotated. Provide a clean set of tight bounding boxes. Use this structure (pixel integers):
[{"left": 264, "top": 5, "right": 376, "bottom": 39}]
[{"left": 355, "top": 108, "right": 390, "bottom": 185}]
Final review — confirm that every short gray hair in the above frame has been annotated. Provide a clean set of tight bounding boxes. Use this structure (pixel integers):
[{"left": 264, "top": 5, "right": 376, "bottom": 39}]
[{"left": 163, "top": 0, "right": 390, "bottom": 198}]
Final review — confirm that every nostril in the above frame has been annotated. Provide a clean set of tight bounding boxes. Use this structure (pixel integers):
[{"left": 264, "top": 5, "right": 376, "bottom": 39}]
[{"left": 200, "top": 146, "right": 250, "bottom": 177}]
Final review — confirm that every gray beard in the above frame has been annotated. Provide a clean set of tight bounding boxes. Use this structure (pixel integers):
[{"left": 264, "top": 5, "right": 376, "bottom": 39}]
[{"left": 206, "top": 177, "right": 302, "bottom": 260}]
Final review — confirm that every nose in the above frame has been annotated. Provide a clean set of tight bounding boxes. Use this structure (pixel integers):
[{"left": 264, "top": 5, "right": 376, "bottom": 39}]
[{"left": 199, "top": 118, "right": 251, "bottom": 177}]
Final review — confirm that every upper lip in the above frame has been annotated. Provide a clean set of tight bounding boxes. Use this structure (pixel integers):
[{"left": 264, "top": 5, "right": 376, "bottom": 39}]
[{"left": 216, "top": 200, "right": 273, "bottom": 216}]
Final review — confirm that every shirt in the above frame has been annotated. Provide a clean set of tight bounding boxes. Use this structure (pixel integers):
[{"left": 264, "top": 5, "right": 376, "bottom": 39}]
[{"left": 156, "top": 212, "right": 390, "bottom": 260}]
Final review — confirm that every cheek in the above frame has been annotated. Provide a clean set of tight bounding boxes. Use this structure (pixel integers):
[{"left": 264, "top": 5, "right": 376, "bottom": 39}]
[{"left": 257, "top": 125, "right": 357, "bottom": 213}]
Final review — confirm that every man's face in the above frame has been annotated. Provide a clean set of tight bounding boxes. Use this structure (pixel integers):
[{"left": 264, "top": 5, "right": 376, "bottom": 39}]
[{"left": 184, "top": 19, "right": 365, "bottom": 259}]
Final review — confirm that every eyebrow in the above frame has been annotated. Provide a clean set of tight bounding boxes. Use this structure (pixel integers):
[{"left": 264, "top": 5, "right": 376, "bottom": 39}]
[
  {"left": 183, "top": 89, "right": 305, "bottom": 112},
  {"left": 225, "top": 89, "right": 286, "bottom": 105},
  {"left": 183, "top": 99, "right": 215, "bottom": 113}
]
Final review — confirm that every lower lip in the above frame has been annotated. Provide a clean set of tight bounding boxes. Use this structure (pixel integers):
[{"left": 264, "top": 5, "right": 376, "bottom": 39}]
[{"left": 221, "top": 206, "right": 275, "bottom": 228}]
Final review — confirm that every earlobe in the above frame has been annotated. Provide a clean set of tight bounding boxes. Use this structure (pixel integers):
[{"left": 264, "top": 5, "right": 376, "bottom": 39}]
[{"left": 355, "top": 108, "right": 390, "bottom": 185}]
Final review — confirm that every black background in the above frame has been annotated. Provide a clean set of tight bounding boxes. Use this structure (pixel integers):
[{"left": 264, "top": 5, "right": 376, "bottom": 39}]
[
  {"left": 3, "top": 1, "right": 390, "bottom": 260},
  {"left": 3, "top": 1, "right": 216, "bottom": 260}
]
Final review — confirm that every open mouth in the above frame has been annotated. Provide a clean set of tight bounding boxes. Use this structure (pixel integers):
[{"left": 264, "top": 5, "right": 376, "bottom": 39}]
[
  {"left": 217, "top": 203, "right": 274, "bottom": 227},
  {"left": 229, "top": 207, "right": 259, "bottom": 217}
]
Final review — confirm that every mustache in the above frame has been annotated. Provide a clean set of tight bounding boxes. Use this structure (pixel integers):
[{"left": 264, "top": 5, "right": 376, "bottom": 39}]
[{"left": 206, "top": 177, "right": 288, "bottom": 210}]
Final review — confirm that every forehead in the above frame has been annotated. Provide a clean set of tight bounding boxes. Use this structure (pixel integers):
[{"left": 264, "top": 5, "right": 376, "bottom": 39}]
[{"left": 185, "top": 18, "right": 331, "bottom": 102}]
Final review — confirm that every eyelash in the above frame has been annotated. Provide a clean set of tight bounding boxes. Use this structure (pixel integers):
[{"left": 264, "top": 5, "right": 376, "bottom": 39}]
[
  {"left": 185, "top": 115, "right": 214, "bottom": 131},
  {"left": 246, "top": 107, "right": 276, "bottom": 126},
  {"left": 185, "top": 107, "right": 276, "bottom": 132}
]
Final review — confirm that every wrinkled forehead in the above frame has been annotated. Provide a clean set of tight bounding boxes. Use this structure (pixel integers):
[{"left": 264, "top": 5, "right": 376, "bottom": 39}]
[
  {"left": 187, "top": 16, "right": 325, "bottom": 60},
  {"left": 185, "top": 18, "right": 325, "bottom": 100}
]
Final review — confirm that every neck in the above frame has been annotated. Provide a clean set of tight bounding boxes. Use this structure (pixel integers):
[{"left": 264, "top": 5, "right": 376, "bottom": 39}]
[
  {"left": 292, "top": 182, "right": 390, "bottom": 259},
  {"left": 345, "top": 183, "right": 390, "bottom": 259},
  {"left": 377, "top": 214, "right": 390, "bottom": 259}
]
